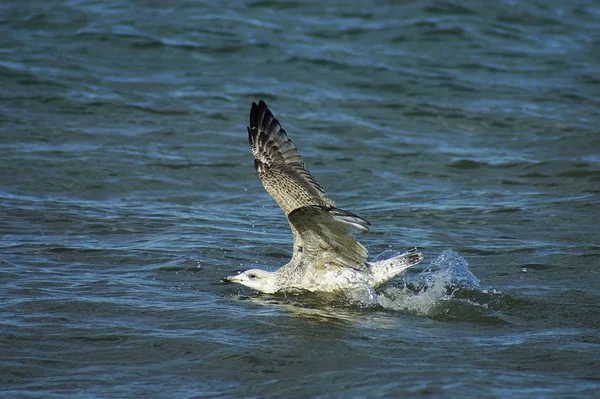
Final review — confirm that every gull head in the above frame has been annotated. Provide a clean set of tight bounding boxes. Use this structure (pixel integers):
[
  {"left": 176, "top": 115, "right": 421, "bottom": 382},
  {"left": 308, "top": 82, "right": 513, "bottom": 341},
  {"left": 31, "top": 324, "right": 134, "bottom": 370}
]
[{"left": 221, "top": 269, "right": 279, "bottom": 294}]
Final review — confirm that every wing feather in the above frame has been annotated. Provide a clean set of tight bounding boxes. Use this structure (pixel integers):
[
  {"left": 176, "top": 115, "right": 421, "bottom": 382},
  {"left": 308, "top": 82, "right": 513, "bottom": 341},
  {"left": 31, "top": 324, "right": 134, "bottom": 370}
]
[
  {"left": 288, "top": 205, "right": 370, "bottom": 271},
  {"left": 248, "top": 100, "right": 334, "bottom": 216}
]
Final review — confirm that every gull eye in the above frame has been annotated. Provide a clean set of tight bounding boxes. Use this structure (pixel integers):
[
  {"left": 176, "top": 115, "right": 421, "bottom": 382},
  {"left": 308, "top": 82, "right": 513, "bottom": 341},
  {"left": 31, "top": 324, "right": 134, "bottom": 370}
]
[{"left": 249, "top": 274, "right": 257, "bottom": 279}]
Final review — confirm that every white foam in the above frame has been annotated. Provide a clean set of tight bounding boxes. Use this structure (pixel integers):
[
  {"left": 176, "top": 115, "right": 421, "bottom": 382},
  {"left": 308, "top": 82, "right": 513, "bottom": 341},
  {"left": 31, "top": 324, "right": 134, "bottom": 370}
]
[{"left": 345, "top": 249, "right": 484, "bottom": 315}]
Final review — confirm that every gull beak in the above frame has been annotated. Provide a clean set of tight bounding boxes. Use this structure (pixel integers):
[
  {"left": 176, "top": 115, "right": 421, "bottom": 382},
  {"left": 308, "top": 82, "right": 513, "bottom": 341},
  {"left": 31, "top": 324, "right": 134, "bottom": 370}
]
[{"left": 221, "top": 275, "right": 240, "bottom": 284}]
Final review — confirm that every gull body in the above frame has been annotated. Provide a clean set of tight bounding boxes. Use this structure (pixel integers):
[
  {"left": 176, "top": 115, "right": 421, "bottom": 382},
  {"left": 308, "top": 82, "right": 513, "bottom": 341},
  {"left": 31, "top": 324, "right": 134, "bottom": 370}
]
[{"left": 222, "top": 101, "right": 423, "bottom": 294}]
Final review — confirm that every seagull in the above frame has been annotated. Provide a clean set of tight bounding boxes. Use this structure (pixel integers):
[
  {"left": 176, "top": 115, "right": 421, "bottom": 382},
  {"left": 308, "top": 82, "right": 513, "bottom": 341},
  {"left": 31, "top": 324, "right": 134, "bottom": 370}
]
[{"left": 222, "top": 101, "right": 423, "bottom": 294}]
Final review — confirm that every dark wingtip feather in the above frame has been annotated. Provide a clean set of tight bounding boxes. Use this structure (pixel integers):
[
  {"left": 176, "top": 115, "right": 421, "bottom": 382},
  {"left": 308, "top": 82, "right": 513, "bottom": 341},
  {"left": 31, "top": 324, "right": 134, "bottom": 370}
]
[
  {"left": 247, "top": 126, "right": 254, "bottom": 146},
  {"left": 249, "top": 100, "right": 271, "bottom": 130}
]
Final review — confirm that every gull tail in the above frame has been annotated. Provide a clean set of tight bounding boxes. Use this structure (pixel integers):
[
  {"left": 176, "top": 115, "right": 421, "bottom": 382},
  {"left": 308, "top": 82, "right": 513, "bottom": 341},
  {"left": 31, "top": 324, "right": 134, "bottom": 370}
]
[{"left": 369, "top": 247, "right": 424, "bottom": 288}]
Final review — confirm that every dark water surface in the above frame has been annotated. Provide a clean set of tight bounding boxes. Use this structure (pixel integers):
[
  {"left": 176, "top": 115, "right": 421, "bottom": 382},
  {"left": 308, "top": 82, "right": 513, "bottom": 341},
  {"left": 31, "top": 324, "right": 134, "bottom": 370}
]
[{"left": 2, "top": 0, "right": 599, "bottom": 398}]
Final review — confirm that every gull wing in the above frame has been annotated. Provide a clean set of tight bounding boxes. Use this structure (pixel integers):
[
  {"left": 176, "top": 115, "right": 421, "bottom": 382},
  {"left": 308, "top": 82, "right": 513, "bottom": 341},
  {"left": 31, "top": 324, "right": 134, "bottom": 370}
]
[
  {"left": 287, "top": 205, "right": 370, "bottom": 271},
  {"left": 248, "top": 100, "right": 338, "bottom": 261},
  {"left": 248, "top": 100, "right": 334, "bottom": 215}
]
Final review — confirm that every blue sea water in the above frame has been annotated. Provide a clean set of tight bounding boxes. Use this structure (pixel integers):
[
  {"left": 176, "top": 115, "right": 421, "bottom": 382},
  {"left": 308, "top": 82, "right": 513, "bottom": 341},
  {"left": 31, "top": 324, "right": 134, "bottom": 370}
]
[{"left": 1, "top": 0, "right": 599, "bottom": 398}]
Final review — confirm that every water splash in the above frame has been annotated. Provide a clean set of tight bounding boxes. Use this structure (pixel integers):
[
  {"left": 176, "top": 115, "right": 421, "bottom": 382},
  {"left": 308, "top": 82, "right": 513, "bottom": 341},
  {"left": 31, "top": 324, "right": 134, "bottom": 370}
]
[
  {"left": 412, "top": 248, "right": 480, "bottom": 292},
  {"left": 374, "top": 249, "right": 504, "bottom": 321},
  {"left": 340, "top": 249, "right": 505, "bottom": 321},
  {"left": 371, "top": 248, "right": 479, "bottom": 291}
]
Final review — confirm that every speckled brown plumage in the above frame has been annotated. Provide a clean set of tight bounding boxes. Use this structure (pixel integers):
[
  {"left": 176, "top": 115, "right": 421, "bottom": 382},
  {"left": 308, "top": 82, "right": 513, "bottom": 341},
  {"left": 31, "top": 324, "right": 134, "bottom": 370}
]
[{"left": 221, "top": 101, "right": 423, "bottom": 294}]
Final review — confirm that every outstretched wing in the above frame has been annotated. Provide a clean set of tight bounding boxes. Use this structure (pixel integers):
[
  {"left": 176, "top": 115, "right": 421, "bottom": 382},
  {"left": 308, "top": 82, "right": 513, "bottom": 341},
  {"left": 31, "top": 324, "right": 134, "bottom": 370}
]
[
  {"left": 248, "top": 101, "right": 370, "bottom": 270},
  {"left": 248, "top": 100, "right": 334, "bottom": 216},
  {"left": 287, "top": 205, "right": 370, "bottom": 271}
]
